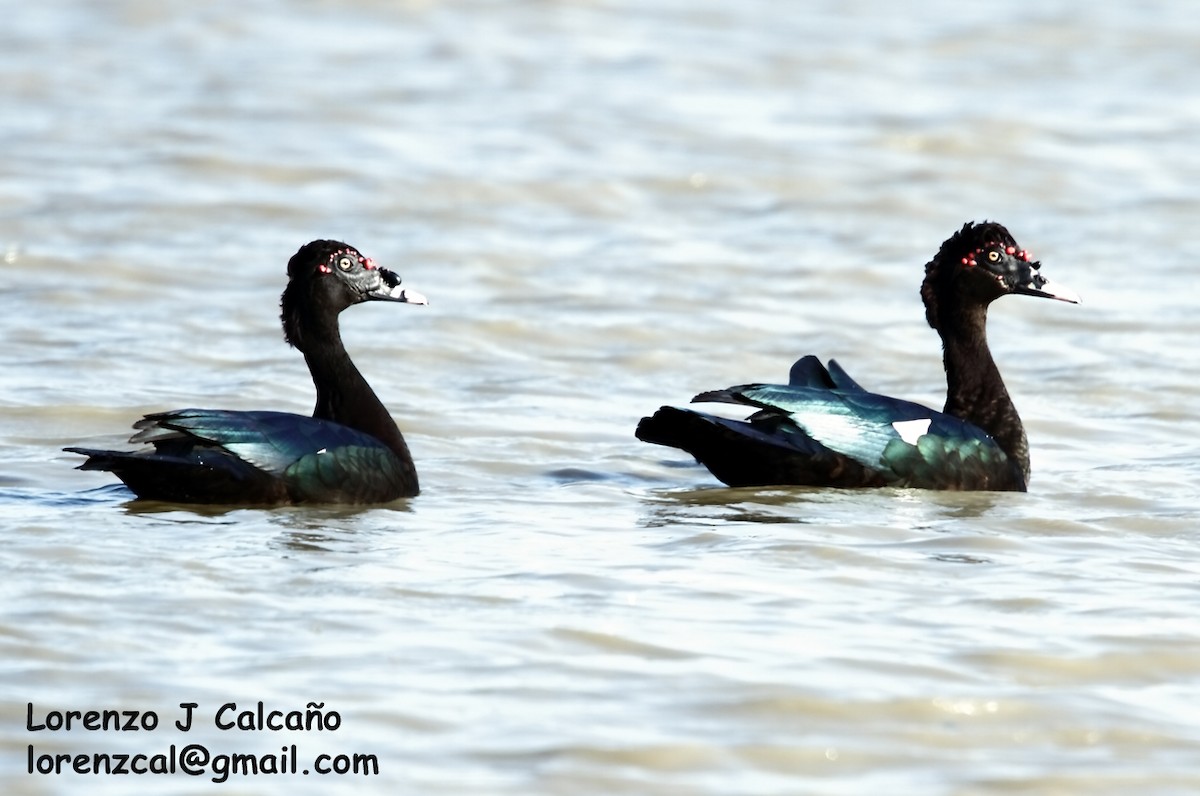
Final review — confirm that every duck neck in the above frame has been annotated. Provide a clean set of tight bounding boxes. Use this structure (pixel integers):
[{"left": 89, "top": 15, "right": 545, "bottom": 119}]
[
  {"left": 939, "top": 303, "right": 1030, "bottom": 484},
  {"left": 297, "top": 312, "right": 412, "bottom": 462}
]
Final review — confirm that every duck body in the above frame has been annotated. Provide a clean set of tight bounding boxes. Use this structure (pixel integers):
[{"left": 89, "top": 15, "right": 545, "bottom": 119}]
[
  {"left": 639, "top": 356, "right": 1024, "bottom": 491},
  {"left": 65, "top": 240, "right": 426, "bottom": 505},
  {"left": 67, "top": 409, "right": 416, "bottom": 504},
  {"left": 636, "top": 222, "right": 1079, "bottom": 492}
]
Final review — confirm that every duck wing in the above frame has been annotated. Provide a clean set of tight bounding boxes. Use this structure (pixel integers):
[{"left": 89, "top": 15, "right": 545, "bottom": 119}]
[
  {"left": 638, "top": 359, "right": 1025, "bottom": 491},
  {"left": 65, "top": 408, "right": 415, "bottom": 504},
  {"left": 787, "top": 355, "right": 868, "bottom": 392}
]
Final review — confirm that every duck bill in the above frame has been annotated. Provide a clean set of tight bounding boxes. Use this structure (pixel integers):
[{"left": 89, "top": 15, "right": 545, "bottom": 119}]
[
  {"left": 1012, "top": 263, "right": 1081, "bottom": 304},
  {"left": 1015, "top": 277, "right": 1080, "bottom": 304},
  {"left": 368, "top": 267, "right": 428, "bottom": 305}
]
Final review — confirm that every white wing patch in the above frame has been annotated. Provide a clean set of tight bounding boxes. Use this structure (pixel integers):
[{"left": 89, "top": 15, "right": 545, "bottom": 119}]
[
  {"left": 892, "top": 419, "right": 932, "bottom": 445},
  {"left": 690, "top": 402, "right": 759, "bottom": 422}
]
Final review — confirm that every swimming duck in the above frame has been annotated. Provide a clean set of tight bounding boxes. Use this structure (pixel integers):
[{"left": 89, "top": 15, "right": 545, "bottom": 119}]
[
  {"left": 66, "top": 240, "right": 426, "bottom": 504},
  {"left": 636, "top": 222, "right": 1079, "bottom": 491}
]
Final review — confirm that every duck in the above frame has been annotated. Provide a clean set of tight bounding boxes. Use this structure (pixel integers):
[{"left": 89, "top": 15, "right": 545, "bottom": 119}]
[
  {"left": 65, "top": 240, "right": 427, "bottom": 505},
  {"left": 635, "top": 221, "right": 1079, "bottom": 491}
]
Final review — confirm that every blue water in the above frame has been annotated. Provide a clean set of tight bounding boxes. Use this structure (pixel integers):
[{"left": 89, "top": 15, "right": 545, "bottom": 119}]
[{"left": 3, "top": 1, "right": 1200, "bottom": 794}]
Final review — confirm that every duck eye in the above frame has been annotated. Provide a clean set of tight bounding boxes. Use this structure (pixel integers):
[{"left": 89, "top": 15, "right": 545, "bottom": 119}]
[
  {"left": 987, "top": 250, "right": 1001, "bottom": 263},
  {"left": 336, "top": 256, "right": 354, "bottom": 272}
]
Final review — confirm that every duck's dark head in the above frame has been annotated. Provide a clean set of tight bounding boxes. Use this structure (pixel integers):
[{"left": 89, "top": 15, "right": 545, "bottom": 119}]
[
  {"left": 281, "top": 239, "right": 427, "bottom": 350},
  {"left": 920, "top": 221, "right": 1079, "bottom": 330}
]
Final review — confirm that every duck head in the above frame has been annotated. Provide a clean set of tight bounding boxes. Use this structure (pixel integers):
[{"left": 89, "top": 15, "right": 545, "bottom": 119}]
[
  {"left": 281, "top": 239, "right": 427, "bottom": 350},
  {"left": 920, "top": 221, "right": 1079, "bottom": 330}
]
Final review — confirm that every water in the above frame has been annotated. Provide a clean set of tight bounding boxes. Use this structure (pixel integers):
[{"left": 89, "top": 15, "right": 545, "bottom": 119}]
[{"left": 3, "top": 0, "right": 1200, "bottom": 793}]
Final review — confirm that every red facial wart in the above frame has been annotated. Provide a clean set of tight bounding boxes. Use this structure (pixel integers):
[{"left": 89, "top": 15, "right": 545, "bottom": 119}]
[
  {"left": 961, "top": 242, "right": 1030, "bottom": 268},
  {"left": 318, "top": 249, "right": 375, "bottom": 274}
]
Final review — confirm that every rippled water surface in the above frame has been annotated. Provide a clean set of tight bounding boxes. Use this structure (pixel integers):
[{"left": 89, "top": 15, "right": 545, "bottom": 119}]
[{"left": 4, "top": 1, "right": 1200, "bottom": 793}]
